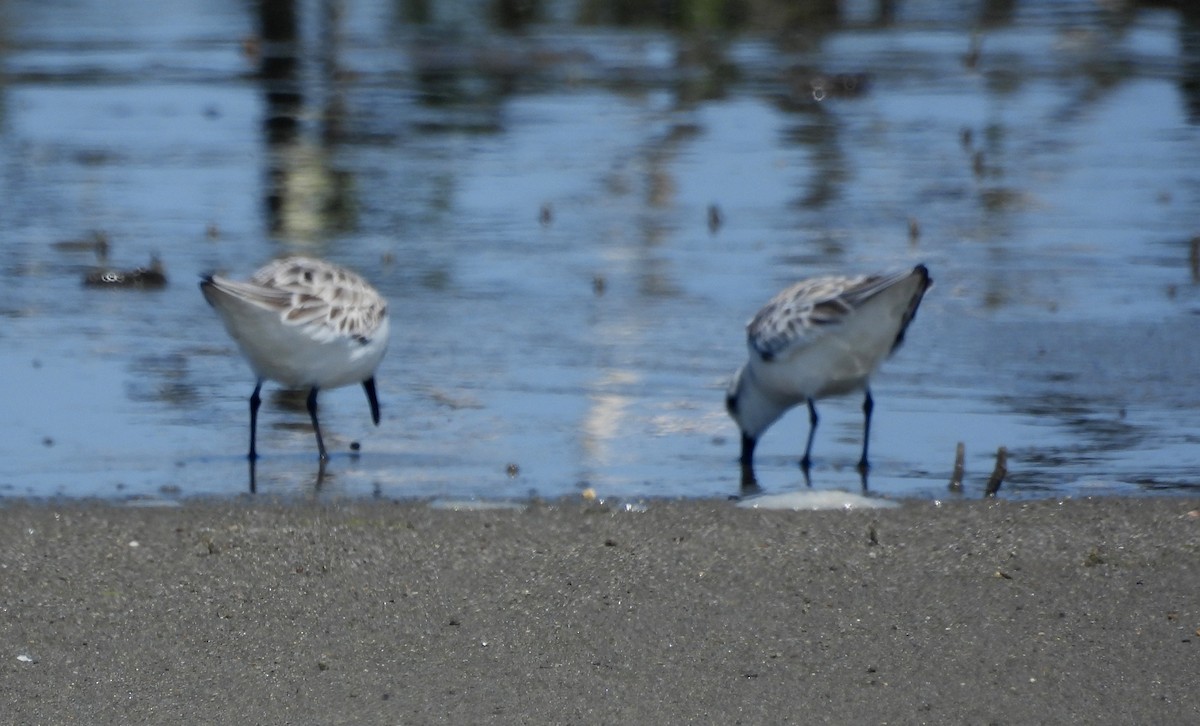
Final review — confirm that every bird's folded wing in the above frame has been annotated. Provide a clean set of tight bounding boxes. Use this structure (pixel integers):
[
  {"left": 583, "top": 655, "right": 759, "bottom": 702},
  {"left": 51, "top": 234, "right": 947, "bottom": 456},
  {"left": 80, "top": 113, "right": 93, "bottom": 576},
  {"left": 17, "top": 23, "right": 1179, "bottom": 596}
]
[
  {"left": 746, "top": 275, "right": 863, "bottom": 360},
  {"left": 204, "top": 276, "right": 294, "bottom": 312}
]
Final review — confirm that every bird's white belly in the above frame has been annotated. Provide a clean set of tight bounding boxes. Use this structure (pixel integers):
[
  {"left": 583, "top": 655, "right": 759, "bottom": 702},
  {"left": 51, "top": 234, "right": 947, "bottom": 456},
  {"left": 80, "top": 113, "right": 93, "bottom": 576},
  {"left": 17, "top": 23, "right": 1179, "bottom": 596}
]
[
  {"left": 232, "top": 310, "right": 388, "bottom": 389},
  {"left": 752, "top": 338, "right": 879, "bottom": 400}
]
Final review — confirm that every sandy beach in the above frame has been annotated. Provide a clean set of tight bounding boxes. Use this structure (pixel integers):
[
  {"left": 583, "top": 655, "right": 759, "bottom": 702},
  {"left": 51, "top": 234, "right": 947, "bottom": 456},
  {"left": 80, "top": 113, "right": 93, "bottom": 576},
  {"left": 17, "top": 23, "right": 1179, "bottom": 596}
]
[{"left": 1, "top": 495, "right": 1197, "bottom": 724}]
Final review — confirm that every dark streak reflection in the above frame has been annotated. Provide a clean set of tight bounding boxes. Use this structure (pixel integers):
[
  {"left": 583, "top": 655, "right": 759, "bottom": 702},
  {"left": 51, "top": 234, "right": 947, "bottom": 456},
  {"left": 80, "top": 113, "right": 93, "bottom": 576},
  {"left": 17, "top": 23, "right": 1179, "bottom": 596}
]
[
  {"left": 1179, "top": 2, "right": 1200, "bottom": 123},
  {"left": 259, "top": 0, "right": 302, "bottom": 146},
  {"left": 258, "top": 0, "right": 356, "bottom": 243}
]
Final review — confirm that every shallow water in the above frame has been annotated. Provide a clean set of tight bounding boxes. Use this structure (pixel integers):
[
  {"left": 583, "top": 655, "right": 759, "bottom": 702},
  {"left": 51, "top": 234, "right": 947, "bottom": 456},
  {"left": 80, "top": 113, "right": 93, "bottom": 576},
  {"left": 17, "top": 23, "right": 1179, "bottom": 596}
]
[{"left": 2, "top": 0, "right": 1199, "bottom": 502}]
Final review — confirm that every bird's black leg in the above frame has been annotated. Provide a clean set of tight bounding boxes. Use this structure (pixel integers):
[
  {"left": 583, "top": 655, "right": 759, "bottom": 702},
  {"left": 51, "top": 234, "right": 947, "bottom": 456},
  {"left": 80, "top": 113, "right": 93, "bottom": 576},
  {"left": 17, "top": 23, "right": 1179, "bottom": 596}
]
[
  {"left": 857, "top": 388, "right": 874, "bottom": 473},
  {"left": 362, "top": 377, "right": 381, "bottom": 426},
  {"left": 307, "top": 387, "right": 328, "bottom": 460},
  {"left": 800, "top": 399, "right": 819, "bottom": 472},
  {"left": 248, "top": 381, "right": 263, "bottom": 460}
]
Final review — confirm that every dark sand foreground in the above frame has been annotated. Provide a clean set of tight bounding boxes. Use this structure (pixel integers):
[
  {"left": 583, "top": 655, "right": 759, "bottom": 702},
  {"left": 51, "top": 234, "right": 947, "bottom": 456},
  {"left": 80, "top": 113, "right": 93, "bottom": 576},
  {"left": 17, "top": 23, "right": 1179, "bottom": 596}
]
[{"left": 2, "top": 496, "right": 1197, "bottom": 724}]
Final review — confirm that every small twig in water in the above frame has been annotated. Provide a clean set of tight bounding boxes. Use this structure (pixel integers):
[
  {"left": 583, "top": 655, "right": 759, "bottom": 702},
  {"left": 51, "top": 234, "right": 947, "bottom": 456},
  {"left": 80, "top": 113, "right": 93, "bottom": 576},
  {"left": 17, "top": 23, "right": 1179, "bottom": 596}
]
[
  {"left": 985, "top": 446, "right": 1008, "bottom": 497},
  {"left": 948, "top": 441, "right": 965, "bottom": 492}
]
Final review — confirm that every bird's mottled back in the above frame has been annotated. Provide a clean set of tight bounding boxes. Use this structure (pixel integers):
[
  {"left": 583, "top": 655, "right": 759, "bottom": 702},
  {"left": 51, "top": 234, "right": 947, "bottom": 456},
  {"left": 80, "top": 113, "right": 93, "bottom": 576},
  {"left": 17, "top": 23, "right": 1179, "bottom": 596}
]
[
  {"left": 747, "top": 268, "right": 926, "bottom": 361},
  {"left": 251, "top": 257, "right": 388, "bottom": 342}
]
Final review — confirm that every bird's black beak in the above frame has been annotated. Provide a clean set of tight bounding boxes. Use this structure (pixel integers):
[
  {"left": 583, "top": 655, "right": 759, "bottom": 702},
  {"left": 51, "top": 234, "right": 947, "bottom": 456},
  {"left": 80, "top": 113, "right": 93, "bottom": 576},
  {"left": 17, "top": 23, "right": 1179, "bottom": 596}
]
[
  {"left": 362, "top": 377, "right": 381, "bottom": 426},
  {"left": 739, "top": 432, "right": 757, "bottom": 467},
  {"left": 738, "top": 432, "right": 760, "bottom": 494}
]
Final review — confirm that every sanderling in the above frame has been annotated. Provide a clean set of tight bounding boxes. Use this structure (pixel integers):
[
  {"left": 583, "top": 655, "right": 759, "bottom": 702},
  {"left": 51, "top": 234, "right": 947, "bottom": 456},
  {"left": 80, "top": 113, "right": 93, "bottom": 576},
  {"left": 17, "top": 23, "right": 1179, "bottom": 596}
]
[
  {"left": 200, "top": 256, "right": 390, "bottom": 460},
  {"left": 726, "top": 264, "right": 931, "bottom": 473}
]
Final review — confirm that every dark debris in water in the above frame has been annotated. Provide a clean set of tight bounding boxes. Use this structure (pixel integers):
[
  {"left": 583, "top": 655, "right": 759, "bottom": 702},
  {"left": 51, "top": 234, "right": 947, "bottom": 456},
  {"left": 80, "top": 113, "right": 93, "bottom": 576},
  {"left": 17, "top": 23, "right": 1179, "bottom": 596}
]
[
  {"left": 83, "top": 256, "right": 167, "bottom": 289},
  {"left": 948, "top": 441, "right": 965, "bottom": 493},
  {"left": 984, "top": 446, "right": 1008, "bottom": 498}
]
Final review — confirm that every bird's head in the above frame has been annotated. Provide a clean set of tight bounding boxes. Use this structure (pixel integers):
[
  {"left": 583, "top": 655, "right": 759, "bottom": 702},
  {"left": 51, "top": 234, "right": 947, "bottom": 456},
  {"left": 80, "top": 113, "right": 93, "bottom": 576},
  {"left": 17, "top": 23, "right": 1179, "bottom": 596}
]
[{"left": 725, "top": 364, "right": 790, "bottom": 466}]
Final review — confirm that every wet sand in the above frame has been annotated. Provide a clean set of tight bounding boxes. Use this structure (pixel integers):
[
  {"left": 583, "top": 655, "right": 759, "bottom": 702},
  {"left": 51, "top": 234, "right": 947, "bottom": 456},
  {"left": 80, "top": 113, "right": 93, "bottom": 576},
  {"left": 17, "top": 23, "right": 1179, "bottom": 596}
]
[{"left": 2, "top": 496, "right": 1197, "bottom": 724}]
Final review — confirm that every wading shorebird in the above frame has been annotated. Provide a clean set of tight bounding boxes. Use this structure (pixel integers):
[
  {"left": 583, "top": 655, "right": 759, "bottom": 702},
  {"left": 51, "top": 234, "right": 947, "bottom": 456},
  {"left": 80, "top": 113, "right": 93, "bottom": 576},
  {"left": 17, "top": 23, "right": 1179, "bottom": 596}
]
[
  {"left": 200, "top": 256, "right": 389, "bottom": 460},
  {"left": 726, "top": 264, "right": 931, "bottom": 474}
]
